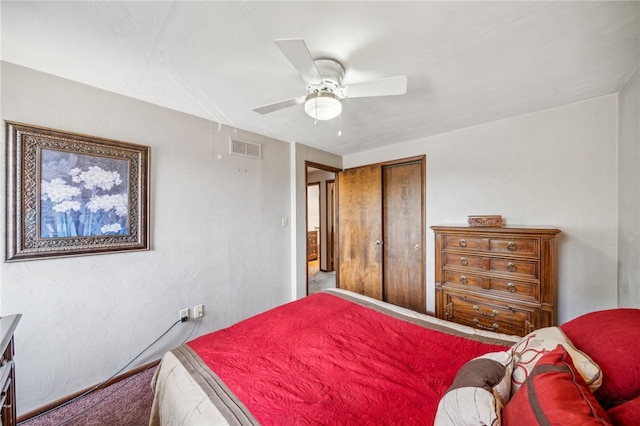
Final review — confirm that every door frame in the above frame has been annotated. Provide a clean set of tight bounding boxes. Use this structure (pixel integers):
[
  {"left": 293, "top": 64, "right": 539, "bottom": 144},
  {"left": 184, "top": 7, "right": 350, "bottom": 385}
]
[
  {"left": 325, "top": 179, "right": 336, "bottom": 272},
  {"left": 305, "top": 161, "right": 342, "bottom": 295}
]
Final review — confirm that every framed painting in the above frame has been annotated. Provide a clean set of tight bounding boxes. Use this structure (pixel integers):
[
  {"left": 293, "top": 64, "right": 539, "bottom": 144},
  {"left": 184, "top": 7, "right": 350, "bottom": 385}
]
[{"left": 5, "top": 122, "right": 150, "bottom": 261}]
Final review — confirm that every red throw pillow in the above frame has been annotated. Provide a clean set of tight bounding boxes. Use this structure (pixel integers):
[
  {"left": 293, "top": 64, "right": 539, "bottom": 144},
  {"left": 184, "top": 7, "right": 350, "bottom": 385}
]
[
  {"left": 606, "top": 395, "right": 640, "bottom": 426},
  {"left": 561, "top": 308, "right": 640, "bottom": 407},
  {"left": 502, "top": 344, "right": 612, "bottom": 426}
]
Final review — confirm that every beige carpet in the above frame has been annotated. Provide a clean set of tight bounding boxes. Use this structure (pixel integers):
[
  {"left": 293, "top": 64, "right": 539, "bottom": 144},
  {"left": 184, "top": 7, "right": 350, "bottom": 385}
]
[{"left": 308, "top": 260, "right": 336, "bottom": 294}]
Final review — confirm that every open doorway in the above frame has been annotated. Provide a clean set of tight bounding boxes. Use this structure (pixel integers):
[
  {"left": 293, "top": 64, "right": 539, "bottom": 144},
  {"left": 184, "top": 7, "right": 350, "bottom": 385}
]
[{"left": 306, "top": 161, "right": 340, "bottom": 295}]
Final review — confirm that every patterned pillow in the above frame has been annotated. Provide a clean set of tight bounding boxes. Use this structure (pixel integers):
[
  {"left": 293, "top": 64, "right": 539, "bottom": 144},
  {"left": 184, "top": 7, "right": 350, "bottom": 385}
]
[
  {"left": 502, "top": 344, "right": 612, "bottom": 425},
  {"left": 510, "top": 326, "right": 602, "bottom": 396},
  {"left": 434, "top": 351, "right": 513, "bottom": 426}
]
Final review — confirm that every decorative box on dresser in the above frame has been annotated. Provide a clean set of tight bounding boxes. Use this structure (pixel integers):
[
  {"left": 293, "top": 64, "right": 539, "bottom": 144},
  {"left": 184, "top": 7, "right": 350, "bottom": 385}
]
[
  {"left": 0, "top": 314, "right": 21, "bottom": 426},
  {"left": 431, "top": 225, "right": 560, "bottom": 337}
]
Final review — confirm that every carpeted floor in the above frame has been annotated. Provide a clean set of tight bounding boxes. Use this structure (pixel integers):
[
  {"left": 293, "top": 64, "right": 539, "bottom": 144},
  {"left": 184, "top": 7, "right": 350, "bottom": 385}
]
[
  {"left": 19, "top": 366, "right": 156, "bottom": 426},
  {"left": 308, "top": 260, "right": 336, "bottom": 294}
]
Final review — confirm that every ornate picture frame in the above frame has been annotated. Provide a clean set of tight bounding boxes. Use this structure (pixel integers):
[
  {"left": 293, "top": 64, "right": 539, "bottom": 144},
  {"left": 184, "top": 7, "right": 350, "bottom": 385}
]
[{"left": 5, "top": 122, "right": 150, "bottom": 261}]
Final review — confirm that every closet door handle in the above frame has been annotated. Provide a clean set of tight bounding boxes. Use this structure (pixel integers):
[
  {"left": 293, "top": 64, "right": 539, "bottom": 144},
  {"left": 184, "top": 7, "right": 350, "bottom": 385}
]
[{"left": 374, "top": 240, "right": 382, "bottom": 245}]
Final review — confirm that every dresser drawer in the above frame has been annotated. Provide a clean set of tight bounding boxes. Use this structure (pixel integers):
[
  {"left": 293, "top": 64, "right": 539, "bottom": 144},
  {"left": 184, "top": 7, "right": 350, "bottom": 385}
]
[
  {"left": 444, "top": 272, "right": 539, "bottom": 301},
  {"left": 444, "top": 291, "right": 538, "bottom": 336},
  {"left": 444, "top": 253, "right": 538, "bottom": 279},
  {"left": 488, "top": 277, "right": 538, "bottom": 301},
  {"left": 444, "top": 271, "right": 484, "bottom": 289},
  {"left": 489, "top": 258, "right": 538, "bottom": 279},
  {"left": 488, "top": 237, "right": 538, "bottom": 257},
  {"left": 443, "top": 235, "right": 483, "bottom": 251},
  {"left": 443, "top": 253, "right": 484, "bottom": 270}
]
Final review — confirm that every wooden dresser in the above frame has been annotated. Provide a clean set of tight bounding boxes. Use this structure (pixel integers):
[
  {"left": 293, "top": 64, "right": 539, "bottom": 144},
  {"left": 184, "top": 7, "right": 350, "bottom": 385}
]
[
  {"left": 432, "top": 225, "right": 559, "bottom": 337},
  {"left": 0, "top": 314, "right": 21, "bottom": 426},
  {"left": 307, "top": 231, "right": 318, "bottom": 261}
]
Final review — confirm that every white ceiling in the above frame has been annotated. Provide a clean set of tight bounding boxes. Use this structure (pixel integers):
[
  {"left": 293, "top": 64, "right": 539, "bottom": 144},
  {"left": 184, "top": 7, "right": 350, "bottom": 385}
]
[{"left": 1, "top": 1, "right": 638, "bottom": 156}]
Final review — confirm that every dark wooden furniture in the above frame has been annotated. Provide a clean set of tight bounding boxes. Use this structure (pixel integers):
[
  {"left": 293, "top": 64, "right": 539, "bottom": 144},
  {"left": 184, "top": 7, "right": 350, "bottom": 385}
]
[
  {"left": 337, "top": 156, "right": 425, "bottom": 313},
  {"left": 307, "top": 231, "right": 318, "bottom": 261},
  {"left": 432, "top": 225, "right": 559, "bottom": 336},
  {"left": 0, "top": 314, "right": 21, "bottom": 426}
]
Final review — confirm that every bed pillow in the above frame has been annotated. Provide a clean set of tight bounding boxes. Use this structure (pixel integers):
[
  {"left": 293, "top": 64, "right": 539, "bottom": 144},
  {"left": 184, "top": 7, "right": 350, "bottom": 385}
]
[
  {"left": 434, "top": 350, "right": 513, "bottom": 426},
  {"left": 510, "top": 326, "right": 601, "bottom": 396},
  {"left": 502, "top": 344, "right": 612, "bottom": 426},
  {"left": 560, "top": 308, "right": 640, "bottom": 407},
  {"left": 606, "top": 395, "right": 640, "bottom": 426}
]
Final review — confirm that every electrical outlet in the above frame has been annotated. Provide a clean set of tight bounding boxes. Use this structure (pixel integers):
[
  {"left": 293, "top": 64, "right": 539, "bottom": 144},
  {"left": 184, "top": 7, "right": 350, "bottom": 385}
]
[
  {"left": 193, "top": 304, "right": 204, "bottom": 319},
  {"left": 180, "top": 308, "right": 189, "bottom": 322}
]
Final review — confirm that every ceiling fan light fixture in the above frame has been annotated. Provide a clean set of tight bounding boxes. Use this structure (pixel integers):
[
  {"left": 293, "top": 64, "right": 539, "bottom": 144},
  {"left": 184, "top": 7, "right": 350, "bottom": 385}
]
[{"left": 304, "top": 92, "right": 342, "bottom": 121}]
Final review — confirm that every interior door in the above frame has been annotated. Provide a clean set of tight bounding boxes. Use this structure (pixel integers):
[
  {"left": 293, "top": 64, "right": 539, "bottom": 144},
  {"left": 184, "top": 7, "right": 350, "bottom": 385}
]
[
  {"left": 382, "top": 161, "right": 425, "bottom": 313},
  {"left": 337, "top": 165, "right": 383, "bottom": 299}
]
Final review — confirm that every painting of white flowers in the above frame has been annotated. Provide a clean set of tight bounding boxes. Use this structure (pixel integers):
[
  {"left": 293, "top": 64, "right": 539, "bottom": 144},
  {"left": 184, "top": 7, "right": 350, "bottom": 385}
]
[
  {"left": 40, "top": 150, "right": 130, "bottom": 238},
  {"left": 6, "top": 122, "right": 149, "bottom": 261}
]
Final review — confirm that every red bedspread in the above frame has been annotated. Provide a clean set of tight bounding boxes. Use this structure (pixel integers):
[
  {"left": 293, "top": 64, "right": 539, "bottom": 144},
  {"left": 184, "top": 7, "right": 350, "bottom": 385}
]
[{"left": 188, "top": 292, "right": 509, "bottom": 425}]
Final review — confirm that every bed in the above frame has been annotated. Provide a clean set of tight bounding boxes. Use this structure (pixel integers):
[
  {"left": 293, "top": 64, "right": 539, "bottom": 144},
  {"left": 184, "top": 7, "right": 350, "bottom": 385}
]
[{"left": 150, "top": 289, "right": 640, "bottom": 425}]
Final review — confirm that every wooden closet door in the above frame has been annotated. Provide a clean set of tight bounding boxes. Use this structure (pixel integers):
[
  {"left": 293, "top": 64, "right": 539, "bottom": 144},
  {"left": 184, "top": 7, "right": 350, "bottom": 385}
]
[
  {"left": 382, "top": 161, "right": 425, "bottom": 313},
  {"left": 337, "top": 165, "right": 383, "bottom": 300}
]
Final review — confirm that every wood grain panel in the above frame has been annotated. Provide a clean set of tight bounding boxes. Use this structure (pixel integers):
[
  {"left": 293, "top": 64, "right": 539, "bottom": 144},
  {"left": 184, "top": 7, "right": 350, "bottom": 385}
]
[
  {"left": 382, "top": 161, "right": 425, "bottom": 313},
  {"left": 337, "top": 165, "right": 383, "bottom": 299}
]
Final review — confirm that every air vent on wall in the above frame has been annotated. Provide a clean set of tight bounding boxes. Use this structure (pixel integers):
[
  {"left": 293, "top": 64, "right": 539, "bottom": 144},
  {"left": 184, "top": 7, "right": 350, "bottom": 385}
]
[{"left": 230, "top": 139, "right": 262, "bottom": 159}]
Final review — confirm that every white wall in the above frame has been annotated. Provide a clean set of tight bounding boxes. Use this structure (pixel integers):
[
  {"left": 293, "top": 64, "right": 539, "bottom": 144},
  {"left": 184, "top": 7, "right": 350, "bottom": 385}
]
[
  {"left": 0, "top": 62, "right": 294, "bottom": 415},
  {"left": 344, "top": 95, "right": 621, "bottom": 323},
  {"left": 618, "top": 67, "right": 640, "bottom": 307}
]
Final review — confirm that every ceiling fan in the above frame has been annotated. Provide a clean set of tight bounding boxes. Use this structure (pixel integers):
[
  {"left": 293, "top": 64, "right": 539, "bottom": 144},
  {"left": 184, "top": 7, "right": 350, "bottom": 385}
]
[{"left": 253, "top": 39, "right": 407, "bottom": 121}]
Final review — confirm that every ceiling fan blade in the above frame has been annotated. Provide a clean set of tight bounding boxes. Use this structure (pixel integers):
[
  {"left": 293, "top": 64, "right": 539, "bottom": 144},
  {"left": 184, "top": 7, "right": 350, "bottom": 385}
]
[
  {"left": 274, "top": 39, "right": 323, "bottom": 85},
  {"left": 253, "top": 95, "right": 306, "bottom": 115},
  {"left": 343, "top": 75, "right": 407, "bottom": 98}
]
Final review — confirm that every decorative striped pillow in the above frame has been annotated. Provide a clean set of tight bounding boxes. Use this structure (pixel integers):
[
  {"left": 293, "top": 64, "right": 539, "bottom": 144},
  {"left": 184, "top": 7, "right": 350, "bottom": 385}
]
[{"left": 434, "top": 350, "right": 514, "bottom": 426}]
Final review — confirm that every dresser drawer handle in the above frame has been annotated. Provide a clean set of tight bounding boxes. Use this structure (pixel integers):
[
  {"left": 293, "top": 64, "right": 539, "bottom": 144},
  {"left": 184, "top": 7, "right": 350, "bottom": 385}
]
[
  {"left": 460, "top": 257, "right": 468, "bottom": 266},
  {"left": 473, "top": 318, "right": 499, "bottom": 331},
  {"left": 507, "top": 242, "right": 517, "bottom": 251},
  {"left": 507, "top": 262, "right": 517, "bottom": 272},
  {"left": 459, "top": 239, "right": 467, "bottom": 248},
  {"left": 460, "top": 275, "right": 468, "bottom": 285},
  {"left": 473, "top": 305, "right": 499, "bottom": 317},
  {"left": 507, "top": 283, "right": 517, "bottom": 293}
]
